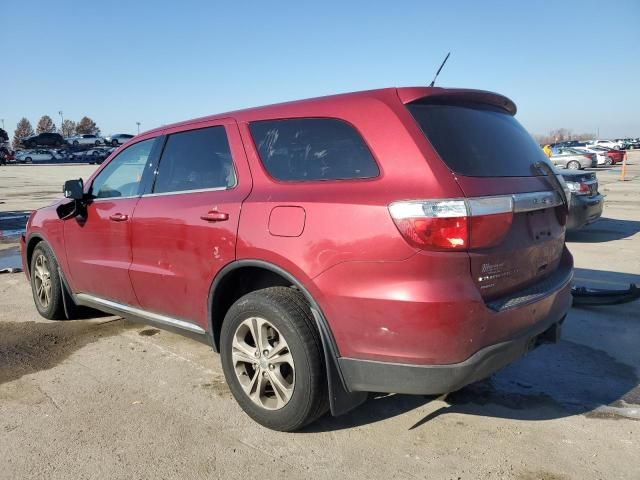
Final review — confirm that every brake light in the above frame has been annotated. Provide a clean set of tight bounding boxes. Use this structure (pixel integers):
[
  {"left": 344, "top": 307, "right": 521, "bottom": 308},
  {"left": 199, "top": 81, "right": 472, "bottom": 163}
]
[
  {"left": 389, "top": 197, "right": 514, "bottom": 251},
  {"left": 565, "top": 180, "right": 590, "bottom": 195},
  {"left": 469, "top": 212, "right": 513, "bottom": 248}
]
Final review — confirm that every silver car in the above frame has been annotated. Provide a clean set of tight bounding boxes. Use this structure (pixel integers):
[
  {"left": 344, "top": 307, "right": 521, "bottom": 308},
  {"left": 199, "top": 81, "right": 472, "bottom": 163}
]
[
  {"left": 104, "top": 133, "right": 134, "bottom": 146},
  {"left": 66, "top": 134, "right": 105, "bottom": 146},
  {"left": 550, "top": 147, "right": 596, "bottom": 170},
  {"left": 15, "top": 149, "right": 65, "bottom": 163}
]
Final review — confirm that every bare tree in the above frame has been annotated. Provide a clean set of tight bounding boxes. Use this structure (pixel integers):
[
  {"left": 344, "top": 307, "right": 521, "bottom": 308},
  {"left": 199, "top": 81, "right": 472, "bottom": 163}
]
[
  {"left": 533, "top": 129, "right": 595, "bottom": 145},
  {"left": 13, "top": 118, "right": 35, "bottom": 149},
  {"left": 61, "top": 119, "right": 77, "bottom": 138},
  {"left": 36, "top": 115, "right": 57, "bottom": 134},
  {"left": 75, "top": 116, "right": 100, "bottom": 135}
]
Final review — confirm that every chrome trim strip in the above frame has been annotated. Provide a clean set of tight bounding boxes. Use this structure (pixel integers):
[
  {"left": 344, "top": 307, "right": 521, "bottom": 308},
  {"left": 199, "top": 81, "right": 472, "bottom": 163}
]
[
  {"left": 91, "top": 195, "right": 140, "bottom": 202},
  {"left": 468, "top": 196, "right": 514, "bottom": 216},
  {"left": 512, "top": 191, "right": 563, "bottom": 213},
  {"left": 75, "top": 293, "right": 206, "bottom": 334},
  {"left": 141, "top": 185, "right": 232, "bottom": 198}
]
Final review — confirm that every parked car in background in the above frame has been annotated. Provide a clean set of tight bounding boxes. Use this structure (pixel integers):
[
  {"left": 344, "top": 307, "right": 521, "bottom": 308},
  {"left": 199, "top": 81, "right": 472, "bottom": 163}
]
[
  {"left": 600, "top": 147, "right": 625, "bottom": 165},
  {"left": 0, "top": 147, "right": 13, "bottom": 165},
  {"left": 21, "top": 132, "right": 65, "bottom": 148},
  {"left": 21, "top": 86, "right": 573, "bottom": 431},
  {"left": 558, "top": 169, "right": 604, "bottom": 230},
  {"left": 588, "top": 139, "right": 623, "bottom": 150},
  {"left": 15, "top": 149, "right": 65, "bottom": 163},
  {"left": 572, "top": 146, "right": 611, "bottom": 166},
  {"left": 66, "top": 134, "right": 104, "bottom": 146},
  {"left": 551, "top": 140, "right": 585, "bottom": 149},
  {"left": 70, "top": 148, "right": 110, "bottom": 164},
  {"left": 620, "top": 139, "right": 640, "bottom": 150},
  {"left": 550, "top": 147, "right": 596, "bottom": 169},
  {"left": 104, "top": 134, "right": 134, "bottom": 146}
]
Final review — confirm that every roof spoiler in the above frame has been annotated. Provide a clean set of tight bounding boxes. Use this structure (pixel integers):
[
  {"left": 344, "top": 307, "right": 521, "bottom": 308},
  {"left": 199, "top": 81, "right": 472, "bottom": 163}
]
[{"left": 397, "top": 87, "right": 517, "bottom": 115}]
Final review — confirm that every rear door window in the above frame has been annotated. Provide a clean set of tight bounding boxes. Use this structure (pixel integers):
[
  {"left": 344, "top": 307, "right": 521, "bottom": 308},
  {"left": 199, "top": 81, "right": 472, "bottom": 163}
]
[
  {"left": 249, "top": 118, "right": 379, "bottom": 181},
  {"left": 407, "top": 101, "right": 552, "bottom": 177},
  {"left": 153, "top": 126, "right": 236, "bottom": 194}
]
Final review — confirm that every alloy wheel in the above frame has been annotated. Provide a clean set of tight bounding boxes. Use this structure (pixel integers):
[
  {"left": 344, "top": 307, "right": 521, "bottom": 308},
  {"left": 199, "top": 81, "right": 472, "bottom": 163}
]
[
  {"left": 231, "top": 317, "right": 295, "bottom": 410},
  {"left": 33, "top": 254, "right": 52, "bottom": 308}
]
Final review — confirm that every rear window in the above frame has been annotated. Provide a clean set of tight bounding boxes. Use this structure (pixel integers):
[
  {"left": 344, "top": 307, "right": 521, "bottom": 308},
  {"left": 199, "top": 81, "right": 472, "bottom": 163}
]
[
  {"left": 249, "top": 118, "right": 379, "bottom": 182},
  {"left": 407, "top": 101, "right": 551, "bottom": 177}
]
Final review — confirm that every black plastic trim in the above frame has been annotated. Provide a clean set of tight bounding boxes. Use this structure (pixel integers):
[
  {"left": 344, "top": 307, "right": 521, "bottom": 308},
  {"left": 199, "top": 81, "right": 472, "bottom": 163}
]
[{"left": 339, "top": 314, "right": 565, "bottom": 395}]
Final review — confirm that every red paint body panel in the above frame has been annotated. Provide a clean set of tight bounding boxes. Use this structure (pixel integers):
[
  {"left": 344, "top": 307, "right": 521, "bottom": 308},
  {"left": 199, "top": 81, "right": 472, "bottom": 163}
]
[
  {"left": 268, "top": 207, "right": 306, "bottom": 237},
  {"left": 21, "top": 86, "right": 573, "bottom": 375},
  {"left": 64, "top": 198, "right": 140, "bottom": 305},
  {"left": 313, "top": 249, "right": 572, "bottom": 364},
  {"left": 128, "top": 120, "right": 252, "bottom": 328}
]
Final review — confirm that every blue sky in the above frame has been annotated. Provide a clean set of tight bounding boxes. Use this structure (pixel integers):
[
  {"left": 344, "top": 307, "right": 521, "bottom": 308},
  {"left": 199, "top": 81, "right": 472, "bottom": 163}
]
[{"left": 1, "top": 0, "right": 638, "bottom": 139}]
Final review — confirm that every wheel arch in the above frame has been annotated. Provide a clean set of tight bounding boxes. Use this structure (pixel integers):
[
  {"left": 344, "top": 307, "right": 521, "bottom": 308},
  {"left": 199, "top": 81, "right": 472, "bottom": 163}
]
[
  {"left": 207, "top": 259, "right": 367, "bottom": 416},
  {"left": 25, "top": 233, "right": 47, "bottom": 275}
]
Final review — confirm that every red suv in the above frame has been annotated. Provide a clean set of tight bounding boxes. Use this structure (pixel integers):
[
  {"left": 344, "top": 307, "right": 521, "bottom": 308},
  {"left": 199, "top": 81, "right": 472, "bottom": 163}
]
[{"left": 21, "top": 87, "right": 573, "bottom": 431}]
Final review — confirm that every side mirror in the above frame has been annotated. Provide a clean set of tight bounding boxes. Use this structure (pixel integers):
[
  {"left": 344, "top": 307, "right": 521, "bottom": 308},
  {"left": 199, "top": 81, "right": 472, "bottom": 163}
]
[{"left": 63, "top": 178, "right": 84, "bottom": 200}]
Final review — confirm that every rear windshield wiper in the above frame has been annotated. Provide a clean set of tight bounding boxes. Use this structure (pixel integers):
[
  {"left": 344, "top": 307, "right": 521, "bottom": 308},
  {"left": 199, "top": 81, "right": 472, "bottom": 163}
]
[{"left": 534, "top": 161, "right": 569, "bottom": 212}]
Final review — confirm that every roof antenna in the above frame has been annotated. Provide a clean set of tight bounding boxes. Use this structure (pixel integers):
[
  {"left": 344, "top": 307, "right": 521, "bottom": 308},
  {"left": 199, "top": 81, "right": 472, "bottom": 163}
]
[{"left": 429, "top": 52, "right": 451, "bottom": 87}]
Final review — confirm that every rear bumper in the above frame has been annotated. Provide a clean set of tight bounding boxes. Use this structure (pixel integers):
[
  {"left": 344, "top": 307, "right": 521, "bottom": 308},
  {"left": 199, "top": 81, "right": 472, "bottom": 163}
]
[
  {"left": 567, "top": 194, "right": 604, "bottom": 230},
  {"left": 339, "top": 314, "right": 564, "bottom": 395},
  {"left": 314, "top": 247, "right": 574, "bottom": 365}
]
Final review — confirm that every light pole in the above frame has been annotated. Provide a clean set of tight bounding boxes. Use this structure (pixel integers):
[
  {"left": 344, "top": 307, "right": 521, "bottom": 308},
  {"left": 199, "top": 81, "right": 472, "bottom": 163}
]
[
  {"left": 1, "top": 118, "right": 4, "bottom": 130},
  {"left": 136, "top": 122, "right": 141, "bottom": 135},
  {"left": 58, "top": 111, "right": 63, "bottom": 134}
]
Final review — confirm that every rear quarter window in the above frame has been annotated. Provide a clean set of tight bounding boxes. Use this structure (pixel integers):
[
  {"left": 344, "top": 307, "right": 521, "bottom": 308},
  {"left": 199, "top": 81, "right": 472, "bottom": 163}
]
[
  {"left": 249, "top": 118, "right": 379, "bottom": 182},
  {"left": 407, "top": 101, "right": 551, "bottom": 177}
]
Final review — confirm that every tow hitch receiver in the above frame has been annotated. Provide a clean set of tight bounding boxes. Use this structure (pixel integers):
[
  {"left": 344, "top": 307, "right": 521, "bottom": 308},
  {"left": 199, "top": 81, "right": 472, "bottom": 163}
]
[{"left": 571, "top": 284, "right": 640, "bottom": 306}]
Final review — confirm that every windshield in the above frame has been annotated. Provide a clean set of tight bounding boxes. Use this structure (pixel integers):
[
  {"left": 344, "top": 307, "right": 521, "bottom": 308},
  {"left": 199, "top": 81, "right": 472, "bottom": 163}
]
[{"left": 407, "top": 101, "right": 552, "bottom": 177}]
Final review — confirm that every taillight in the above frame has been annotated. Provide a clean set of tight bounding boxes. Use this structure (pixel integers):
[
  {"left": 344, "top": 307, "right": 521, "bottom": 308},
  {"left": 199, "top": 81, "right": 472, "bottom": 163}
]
[
  {"left": 389, "top": 197, "right": 514, "bottom": 251},
  {"left": 389, "top": 200, "right": 468, "bottom": 250},
  {"left": 565, "top": 180, "right": 590, "bottom": 195}
]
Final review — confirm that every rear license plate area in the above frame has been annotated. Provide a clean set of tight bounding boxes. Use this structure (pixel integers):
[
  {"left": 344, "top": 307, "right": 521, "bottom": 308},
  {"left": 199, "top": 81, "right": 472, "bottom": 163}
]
[{"left": 527, "top": 209, "right": 552, "bottom": 241}]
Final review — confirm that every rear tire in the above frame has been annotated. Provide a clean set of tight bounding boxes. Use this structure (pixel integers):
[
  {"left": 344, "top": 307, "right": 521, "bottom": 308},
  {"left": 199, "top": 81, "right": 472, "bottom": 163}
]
[
  {"left": 220, "top": 287, "right": 328, "bottom": 431},
  {"left": 30, "top": 243, "right": 66, "bottom": 320},
  {"left": 567, "top": 161, "right": 580, "bottom": 170},
  {"left": 604, "top": 158, "right": 613, "bottom": 166}
]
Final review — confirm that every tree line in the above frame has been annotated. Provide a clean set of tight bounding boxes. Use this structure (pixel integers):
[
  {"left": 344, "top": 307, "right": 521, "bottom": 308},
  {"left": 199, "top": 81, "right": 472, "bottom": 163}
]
[
  {"left": 12, "top": 115, "right": 101, "bottom": 149},
  {"left": 533, "top": 128, "right": 595, "bottom": 146}
]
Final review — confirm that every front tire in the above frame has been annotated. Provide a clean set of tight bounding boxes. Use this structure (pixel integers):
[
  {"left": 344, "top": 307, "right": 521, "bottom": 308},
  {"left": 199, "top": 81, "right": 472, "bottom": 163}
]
[
  {"left": 220, "top": 287, "right": 328, "bottom": 431},
  {"left": 567, "top": 160, "right": 580, "bottom": 170},
  {"left": 30, "top": 243, "right": 66, "bottom": 320}
]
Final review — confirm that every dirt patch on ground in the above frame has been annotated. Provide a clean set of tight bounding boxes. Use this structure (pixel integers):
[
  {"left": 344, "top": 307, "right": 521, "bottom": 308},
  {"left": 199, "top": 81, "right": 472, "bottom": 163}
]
[{"left": 0, "top": 318, "right": 133, "bottom": 385}]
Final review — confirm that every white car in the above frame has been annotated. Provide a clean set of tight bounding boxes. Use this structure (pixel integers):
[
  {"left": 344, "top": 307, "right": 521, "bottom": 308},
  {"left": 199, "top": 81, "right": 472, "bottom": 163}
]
[
  {"left": 573, "top": 146, "right": 611, "bottom": 166},
  {"left": 15, "top": 149, "right": 65, "bottom": 163},
  {"left": 66, "top": 134, "right": 105, "bottom": 146},
  {"left": 588, "top": 140, "right": 622, "bottom": 150}
]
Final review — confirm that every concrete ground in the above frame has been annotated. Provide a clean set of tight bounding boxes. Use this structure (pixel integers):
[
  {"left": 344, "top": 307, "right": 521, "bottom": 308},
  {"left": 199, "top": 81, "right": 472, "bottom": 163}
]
[{"left": 0, "top": 155, "right": 639, "bottom": 480}]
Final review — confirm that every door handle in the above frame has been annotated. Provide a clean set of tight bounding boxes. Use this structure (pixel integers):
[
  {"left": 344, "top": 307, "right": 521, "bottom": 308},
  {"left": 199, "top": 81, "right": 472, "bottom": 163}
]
[
  {"left": 200, "top": 211, "right": 229, "bottom": 222},
  {"left": 109, "top": 213, "right": 129, "bottom": 222}
]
